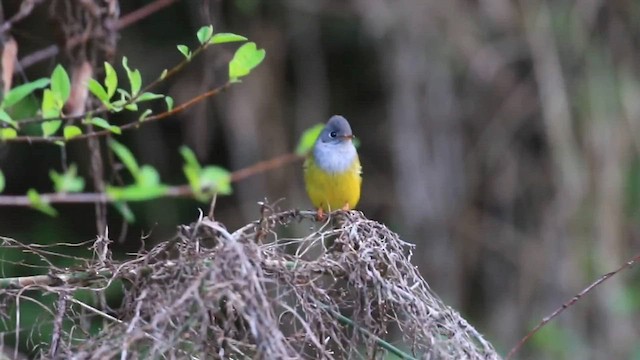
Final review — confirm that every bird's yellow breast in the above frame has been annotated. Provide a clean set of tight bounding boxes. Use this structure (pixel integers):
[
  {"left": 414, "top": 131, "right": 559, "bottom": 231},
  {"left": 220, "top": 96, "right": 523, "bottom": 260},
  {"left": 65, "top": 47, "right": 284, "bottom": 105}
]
[{"left": 304, "top": 155, "right": 361, "bottom": 211}]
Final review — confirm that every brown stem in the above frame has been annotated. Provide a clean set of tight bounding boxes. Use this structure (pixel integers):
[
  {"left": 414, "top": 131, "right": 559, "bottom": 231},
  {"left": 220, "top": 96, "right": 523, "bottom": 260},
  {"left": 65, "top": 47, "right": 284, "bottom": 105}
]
[
  {"left": 0, "top": 152, "right": 305, "bottom": 206},
  {"left": 117, "top": 0, "right": 179, "bottom": 29},
  {"left": 0, "top": 0, "right": 46, "bottom": 33},
  {"left": 16, "top": 0, "right": 179, "bottom": 71},
  {"left": 4, "top": 82, "right": 232, "bottom": 143},
  {"left": 506, "top": 252, "right": 640, "bottom": 359},
  {"left": 231, "top": 153, "right": 304, "bottom": 182}
]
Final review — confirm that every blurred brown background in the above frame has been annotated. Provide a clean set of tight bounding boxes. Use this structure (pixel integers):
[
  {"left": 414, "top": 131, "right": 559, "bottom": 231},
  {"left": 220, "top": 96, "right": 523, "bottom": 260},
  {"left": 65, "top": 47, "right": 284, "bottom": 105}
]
[{"left": 2, "top": 0, "right": 640, "bottom": 358}]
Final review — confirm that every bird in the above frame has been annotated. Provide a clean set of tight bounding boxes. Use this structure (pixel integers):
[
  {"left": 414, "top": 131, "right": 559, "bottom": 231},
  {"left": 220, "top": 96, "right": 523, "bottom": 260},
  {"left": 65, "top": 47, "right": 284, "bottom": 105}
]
[{"left": 304, "top": 115, "right": 362, "bottom": 219}]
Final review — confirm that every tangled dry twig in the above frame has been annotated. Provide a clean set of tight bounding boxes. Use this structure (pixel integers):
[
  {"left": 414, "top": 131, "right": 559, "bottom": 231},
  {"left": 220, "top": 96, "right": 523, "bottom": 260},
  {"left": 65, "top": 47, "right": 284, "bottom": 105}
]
[{"left": 0, "top": 209, "right": 500, "bottom": 359}]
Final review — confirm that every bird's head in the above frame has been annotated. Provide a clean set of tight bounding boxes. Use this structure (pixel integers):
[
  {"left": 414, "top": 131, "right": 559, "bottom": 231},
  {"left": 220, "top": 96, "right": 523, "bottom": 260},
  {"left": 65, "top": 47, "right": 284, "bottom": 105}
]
[{"left": 318, "top": 115, "right": 354, "bottom": 145}]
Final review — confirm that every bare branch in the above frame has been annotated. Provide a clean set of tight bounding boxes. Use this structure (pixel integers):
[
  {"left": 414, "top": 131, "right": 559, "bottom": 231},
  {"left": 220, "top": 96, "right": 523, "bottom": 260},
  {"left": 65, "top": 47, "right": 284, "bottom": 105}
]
[
  {"left": 4, "top": 82, "right": 232, "bottom": 143},
  {"left": 506, "top": 251, "right": 640, "bottom": 359},
  {"left": 16, "top": 0, "right": 179, "bottom": 71},
  {"left": 0, "top": 210, "right": 500, "bottom": 359},
  {"left": 0, "top": 0, "right": 46, "bottom": 33}
]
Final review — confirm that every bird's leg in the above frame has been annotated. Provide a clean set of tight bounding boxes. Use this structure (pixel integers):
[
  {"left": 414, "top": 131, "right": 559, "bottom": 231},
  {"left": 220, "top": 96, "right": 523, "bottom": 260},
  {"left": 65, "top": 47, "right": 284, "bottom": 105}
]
[
  {"left": 341, "top": 203, "right": 351, "bottom": 211},
  {"left": 315, "top": 207, "right": 325, "bottom": 221}
]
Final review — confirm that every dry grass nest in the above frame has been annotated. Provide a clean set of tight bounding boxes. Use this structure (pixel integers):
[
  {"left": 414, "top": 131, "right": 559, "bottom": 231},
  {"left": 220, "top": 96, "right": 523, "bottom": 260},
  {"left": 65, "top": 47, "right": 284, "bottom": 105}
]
[{"left": 2, "top": 209, "right": 500, "bottom": 359}]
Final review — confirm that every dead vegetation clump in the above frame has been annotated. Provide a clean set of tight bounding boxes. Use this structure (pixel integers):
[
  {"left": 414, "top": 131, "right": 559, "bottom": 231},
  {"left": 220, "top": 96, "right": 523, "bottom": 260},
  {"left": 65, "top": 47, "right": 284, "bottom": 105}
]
[{"left": 2, "top": 209, "right": 500, "bottom": 359}]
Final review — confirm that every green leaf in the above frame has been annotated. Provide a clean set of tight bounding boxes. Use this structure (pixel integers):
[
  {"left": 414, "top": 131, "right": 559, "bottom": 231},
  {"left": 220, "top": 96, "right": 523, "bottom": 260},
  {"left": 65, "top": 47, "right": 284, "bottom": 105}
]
[
  {"left": 6, "top": 96, "right": 38, "bottom": 122},
  {"left": 42, "top": 88, "right": 63, "bottom": 135},
  {"left": 197, "top": 25, "right": 214, "bottom": 45},
  {"left": 50, "top": 164, "right": 85, "bottom": 193},
  {"left": 0, "top": 128, "right": 17, "bottom": 140},
  {"left": 88, "top": 79, "right": 109, "bottom": 102},
  {"left": 200, "top": 166, "right": 232, "bottom": 195},
  {"left": 177, "top": 45, "right": 191, "bottom": 60},
  {"left": 179, "top": 146, "right": 202, "bottom": 172},
  {"left": 107, "top": 184, "right": 167, "bottom": 201},
  {"left": 122, "top": 57, "right": 142, "bottom": 96},
  {"left": 124, "top": 103, "right": 138, "bottom": 112},
  {"left": 41, "top": 89, "right": 60, "bottom": 118},
  {"left": 179, "top": 147, "right": 231, "bottom": 201},
  {"left": 165, "top": 96, "right": 174, "bottom": 111},
  {"left": 27, "top": 189, "right": 58, "bottom": 217},
  {"left": 295, "top": 123, "right": 324, "bottom": 155},
  {"left": 41, "top": 98, "right": 63, "bottom": 136},
  {"left": 0, "top": 169, "right": 5, "bottom": 193},
  {"left": 121, "top": 57, "right": 131, "bottom": 72},
  {"left": 137, "top": 165, "right": 161, "bottom": 186},
  {"left": 104, "top": 62, "right": 118, "bottom": 99},
  {"left": 180, "top": 146, "right": 202, "bottom": 198},
  {"left": 90, "top": 117, "right": 121, "bottom": 134},
  {"left": 183, "top": 164, "right": 201, "bottom": 199},
  {"left": 228, "top": 42, "right": 266, "bottom": 81},
  {"left": 130, "top": 69, "right": 142, "bottom": 96},
  {"left": 139, "top": 109, "right": 152, "bottom": 122},
  {"left": 111, "top": 100, "right": 127, "bottom": 109},
  {"left": 116, "top": 88, "right": 131, "bottom": 100},
  {"left": 0, "top": 109, "right": 17, "bottom": 128},
  {"left": 63, "top": 125, "right": 82, "bottom": 139},
  {"left": 112, "top": 201, "right": 135, "bottom": 223},
  {"left": 210, "top": 33, "right": 248, "bottom": 45},
  {"left": 1, "top": 78, "right": 50, "bottom": 108},
  {"left": 109, "top": 140, "right": 140, "bottom": 180},
  {"left": 42, "top": 120, "right": 62, "bottom": 137},
  {"left": 50, "top": 64, "right": 71, "bottom": 105},
  {"left": 89, "top": 117, "right": 110, "bottom": 128},
  {"left": 135, "top": 92, "right": 164, "bottom": 102}
]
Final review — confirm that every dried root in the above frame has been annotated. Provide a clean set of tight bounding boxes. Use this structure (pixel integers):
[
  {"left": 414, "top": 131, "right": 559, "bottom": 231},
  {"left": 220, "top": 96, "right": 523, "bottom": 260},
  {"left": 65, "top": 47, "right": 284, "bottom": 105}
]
[{"left": 1, "top": 209, "right": 500, "bottom": 359}]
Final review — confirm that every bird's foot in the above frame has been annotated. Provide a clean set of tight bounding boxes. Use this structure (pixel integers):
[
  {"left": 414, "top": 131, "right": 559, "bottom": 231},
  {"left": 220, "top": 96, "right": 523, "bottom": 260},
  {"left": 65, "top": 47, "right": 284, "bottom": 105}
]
[
  {"left": 341, "top": 203, "right": 351, "bottom": 211},
  {"left": 315, "top": 207, "right": 326, "bottom": 221}
]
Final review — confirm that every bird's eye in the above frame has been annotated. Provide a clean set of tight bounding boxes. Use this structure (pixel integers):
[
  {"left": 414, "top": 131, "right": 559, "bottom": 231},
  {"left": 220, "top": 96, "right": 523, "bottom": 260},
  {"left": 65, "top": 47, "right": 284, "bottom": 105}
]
[{"left": 329, "top": 131, "right": 337, "bottom": 138}]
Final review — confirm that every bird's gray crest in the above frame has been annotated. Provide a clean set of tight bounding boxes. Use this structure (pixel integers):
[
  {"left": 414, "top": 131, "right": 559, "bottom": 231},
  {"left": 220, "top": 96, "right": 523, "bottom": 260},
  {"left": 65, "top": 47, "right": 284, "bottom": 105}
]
[{"left": 318, "top": 115, "right": 353, "bottom": 144}]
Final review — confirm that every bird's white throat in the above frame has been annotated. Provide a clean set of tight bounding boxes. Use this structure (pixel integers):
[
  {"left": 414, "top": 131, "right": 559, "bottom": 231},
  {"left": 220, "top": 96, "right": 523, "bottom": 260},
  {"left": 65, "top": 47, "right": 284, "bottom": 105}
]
[{"left": 313, "top": 141, "right": 357, "bottom": 173}]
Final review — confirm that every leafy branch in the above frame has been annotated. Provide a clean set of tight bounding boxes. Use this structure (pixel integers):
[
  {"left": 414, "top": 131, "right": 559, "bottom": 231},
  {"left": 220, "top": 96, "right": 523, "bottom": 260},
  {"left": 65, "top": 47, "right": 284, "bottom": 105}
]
[
  {"left": 0, "top": 110, "right": 321, "bottom": 219},
  {"left": 0, "top": 25, "right": 278, "bottom": 221},
  {"left": 0, "top": 25, "right": 264, "bottom": 143},
  {"left": 0, "top": 149, "right": 305, "bottom": 220},
  {"left": 5, "top": 81, "right": 233, "bottom": 143}
]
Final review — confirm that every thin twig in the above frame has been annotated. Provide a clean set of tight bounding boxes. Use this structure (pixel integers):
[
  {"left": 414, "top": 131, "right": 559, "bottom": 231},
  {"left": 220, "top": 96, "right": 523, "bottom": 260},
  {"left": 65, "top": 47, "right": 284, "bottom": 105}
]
[
  {"left": 16, "top": 0, "right": 179, "bottom": 71},
  {"left": 49, "top": 292, "right": 67, "bottom": 358},
  {"left": 0, "top": 150, "right": 302, "bottom": 206},
  {"left": 230, "top": 153, "right": 304, "bottom": 182},
  {"left": 21, "top": 33, "right": 214, "bottom": 129},
  {"left": 117, "top": 0, "right": 179, "bottom": 29},
  {"left": 14, "top": 7, "right": 219, "bottom": 129},
  {"left": 4, "top": 82, "right": 232, "bottom": 143},
  {"left": 327, "top": 307, "right": 417, "bottom": 360},
  {"left": 67, "top": 295, "right": 194, "bottom": 358},
  {"left": 0, "top": 185, "right": 190, "bottom": 206},
  {"left": 506, "top": 251, "right": 640, "bottom": 359},
  {"left": 0, "top": 269, "right": 113, "bottom": 289},
  {"left": 0, "top": 0, "right": 46, "bottom": 33}
]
